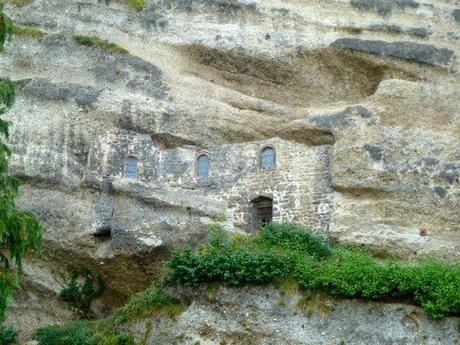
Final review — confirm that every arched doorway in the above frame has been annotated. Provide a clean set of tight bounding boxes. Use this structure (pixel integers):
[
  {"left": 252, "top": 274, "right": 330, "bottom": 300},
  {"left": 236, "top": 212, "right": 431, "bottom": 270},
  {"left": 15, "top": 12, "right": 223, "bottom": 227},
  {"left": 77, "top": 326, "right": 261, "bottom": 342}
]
[{"left": 250, "top": 196, "right": 273, "bottom": 232}]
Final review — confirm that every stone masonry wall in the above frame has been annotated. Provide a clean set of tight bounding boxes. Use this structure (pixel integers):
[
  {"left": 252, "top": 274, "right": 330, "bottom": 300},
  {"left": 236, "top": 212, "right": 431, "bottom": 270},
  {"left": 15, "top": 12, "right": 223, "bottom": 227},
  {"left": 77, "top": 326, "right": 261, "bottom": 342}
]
[{"left": 85, "top": 132, "right": 334, "bottom": 233}]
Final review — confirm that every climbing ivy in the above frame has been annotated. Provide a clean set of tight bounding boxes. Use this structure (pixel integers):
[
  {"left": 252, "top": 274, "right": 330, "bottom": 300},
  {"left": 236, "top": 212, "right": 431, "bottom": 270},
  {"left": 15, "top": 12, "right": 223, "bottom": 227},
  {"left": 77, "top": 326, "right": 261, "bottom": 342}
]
[{"left": 0, "top": 4, "right": 45, "bottom": 323}]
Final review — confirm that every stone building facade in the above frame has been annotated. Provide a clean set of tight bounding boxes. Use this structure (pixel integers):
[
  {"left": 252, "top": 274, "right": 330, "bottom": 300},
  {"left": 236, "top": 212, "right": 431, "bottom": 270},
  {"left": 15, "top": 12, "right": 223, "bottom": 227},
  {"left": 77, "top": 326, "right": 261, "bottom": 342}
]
[{"left": 84, "top": 130, "right": 334, "bottom": 233}]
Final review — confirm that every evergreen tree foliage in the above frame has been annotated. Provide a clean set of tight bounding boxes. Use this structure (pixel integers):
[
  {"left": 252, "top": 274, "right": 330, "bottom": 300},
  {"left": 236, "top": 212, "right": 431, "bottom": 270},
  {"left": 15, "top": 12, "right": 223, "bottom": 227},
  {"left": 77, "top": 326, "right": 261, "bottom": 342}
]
[
  {"left": 0, "top": 3, "right": 45, "bottom": 322},
  {"left": 0, "top": 3, "right": 14, "bottom": 54}
]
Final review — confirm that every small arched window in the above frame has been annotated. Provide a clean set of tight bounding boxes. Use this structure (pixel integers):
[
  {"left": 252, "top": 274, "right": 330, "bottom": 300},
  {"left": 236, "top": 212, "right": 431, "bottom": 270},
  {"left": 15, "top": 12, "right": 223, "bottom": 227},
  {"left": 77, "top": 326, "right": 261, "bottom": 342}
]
[
  {"left": 123, "top": 156, "right": 138, "bottom": 178},
  {"left": 261, "top": 147, "right": 276, "bottom": 170},
  {"left": 196, "top": 154, "right": 209, "bottom": 178}
]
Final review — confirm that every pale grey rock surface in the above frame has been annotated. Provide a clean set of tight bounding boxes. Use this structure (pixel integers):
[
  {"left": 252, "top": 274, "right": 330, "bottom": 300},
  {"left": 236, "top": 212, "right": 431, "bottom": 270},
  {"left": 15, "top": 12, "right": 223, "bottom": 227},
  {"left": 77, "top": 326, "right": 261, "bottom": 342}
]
[
  {"left": 133, "top": 286, "right": 460, "bottom": 345},
  {"left": 0, "top": 0, "right": 459, "bottom": 338}
]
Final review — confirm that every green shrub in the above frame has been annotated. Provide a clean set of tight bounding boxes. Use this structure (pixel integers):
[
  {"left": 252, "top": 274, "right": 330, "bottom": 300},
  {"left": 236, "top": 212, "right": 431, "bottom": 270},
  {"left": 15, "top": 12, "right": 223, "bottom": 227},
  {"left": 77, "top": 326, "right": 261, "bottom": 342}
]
[
  {"left": 292, "top": 255, "right": 322, "bottom": 289},
  {"left": 405, "top": 260, "right": 460, "bottom": 319},
  {"left": 36, "top": 321, "right": 94, "bottom": 345},
  {"left": 73, "top": 35, "right": 128, "bottom": 55},
  {"left": 167, "top": 247, "right": 285, "bottom": 287},
  {"left": 317, "top": 247, "right": 400, "bottom": 299},
  {"left": 37, "top": 321, "right": 136, "bottom": 345},
  {"left": 92, "top": 333, "right": 135, "bottom": 345},
  {"left": 87, "top": 286, "right": 181, "bottom": 345},
  {"left": 168, "top": 229, "right": 285, "bottom": 287},
  {"left": 0, "top": 325, "right": 18, "bottom": 345},
  {"left": 258, "top": 222, "right": 332, "bottom": 258},
  {"left": 166, "top": 223, "right": 460, "bottom": 318},
  {"left": 59, "top": 268, "right": 106, "bottom": 319},
  {"left": 107, "top": 286, "right": 182, "bottom": 325}
]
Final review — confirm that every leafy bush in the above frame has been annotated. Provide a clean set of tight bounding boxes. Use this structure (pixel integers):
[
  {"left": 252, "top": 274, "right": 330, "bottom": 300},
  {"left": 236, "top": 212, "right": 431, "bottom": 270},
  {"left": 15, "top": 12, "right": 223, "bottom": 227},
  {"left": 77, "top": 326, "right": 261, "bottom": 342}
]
[
  {"left": 36, "top": 321, "right": 136, "bottom": 345},
  {"left": 405, "top": 260, "right": 460, "bottom": 319},
  {"left": 95, "top": 333, "right": 135, "bottom": 345},
  {"left": 75, "top": 286, "right": 180, "bottom": 345},
  {"left": 73, "top": 35, "right": 128, "bottom": 55},
  {"left": 0, "top": 325, "right": 18, "bottom": 345},
  {"left": 39, "top": 282, "right": 179, "bottom": 344},
  {"left": 168, "top": 228, "right": 285, "bottom": 287},
  {"left": 106, "top": 286, "right": 182, "bottom": 326},
  {"left": 167, "top": 223, "right": 460, "bottom": 318},
  {"left": 36, "top": 321, "right": 94, "bottom": 345},
  {"left": 59, "top": 268, "right": 106, "bottom": 319},
  {"left": 258, "top": 222, "right": 332, "bottom": 258}
]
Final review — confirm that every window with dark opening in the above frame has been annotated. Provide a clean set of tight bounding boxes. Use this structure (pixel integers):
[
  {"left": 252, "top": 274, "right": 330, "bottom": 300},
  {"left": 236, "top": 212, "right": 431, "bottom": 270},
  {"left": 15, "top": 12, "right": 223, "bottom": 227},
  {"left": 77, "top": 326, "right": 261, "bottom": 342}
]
[
  {"left": 196, "top": 154, "right": 209, "bottom": 178},
  {"left": 251, "top": 196, "right": 273, "bottom": 232},
  {"left": 261, "top": 147, "right": 275, "bottom": 170},
  {"left": 124, "top": 156, "right": 138, "bottom": 178}
]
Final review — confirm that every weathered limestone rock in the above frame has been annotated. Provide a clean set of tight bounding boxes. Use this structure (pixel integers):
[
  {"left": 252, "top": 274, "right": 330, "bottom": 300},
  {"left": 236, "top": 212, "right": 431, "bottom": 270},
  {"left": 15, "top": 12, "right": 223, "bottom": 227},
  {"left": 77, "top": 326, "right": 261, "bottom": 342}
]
[
  {"left": 132, "top": 286, "right": 460, "bottom": 345},
  {"left": 331, "top": 38, "right": 454, "bottom": 66},
  {"left": 0, "top": 0, "right": 458, "bottom": 335}
]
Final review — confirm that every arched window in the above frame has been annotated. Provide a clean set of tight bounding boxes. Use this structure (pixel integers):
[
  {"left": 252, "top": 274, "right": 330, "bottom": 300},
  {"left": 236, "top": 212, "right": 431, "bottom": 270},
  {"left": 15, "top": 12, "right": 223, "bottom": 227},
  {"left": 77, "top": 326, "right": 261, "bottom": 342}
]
[
  {"left": 196, "top": 154, "right": 209, "bottom": 178},
  {"left": 261, "top": 147, "right": 276, "bottom": 170},
  {"left": 123, "top": 156, "right": 138, "bottom": 178}
]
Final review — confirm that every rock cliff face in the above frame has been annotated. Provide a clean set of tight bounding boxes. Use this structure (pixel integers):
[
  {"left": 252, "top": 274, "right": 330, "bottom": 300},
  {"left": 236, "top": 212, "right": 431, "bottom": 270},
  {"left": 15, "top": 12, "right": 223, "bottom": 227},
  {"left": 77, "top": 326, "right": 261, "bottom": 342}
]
[
  {"left": 1, "top": 0, "right": 459, "bottom": 337},
  {"left": 133, "top": 286, "right": 460, "bottom": 345}
]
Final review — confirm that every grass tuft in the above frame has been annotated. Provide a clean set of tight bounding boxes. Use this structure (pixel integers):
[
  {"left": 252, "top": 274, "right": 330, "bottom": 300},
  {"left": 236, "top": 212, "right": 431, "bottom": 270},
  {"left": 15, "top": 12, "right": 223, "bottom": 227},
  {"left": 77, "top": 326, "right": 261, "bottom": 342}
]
[
  {"left": 104, "top": 0, "right": 146, "bottom": 12},
  {"left": 120, "top": 0, "right": 146, "bottom": 12},
  {"left": 3, "top": 0, "right": 32, "bottom": 7},
  {"left": 102, "top": 286, "right": 183, "bottom": 328},
  {"left": 13, "top": 25, "right": 43, "bottom": 38},
  {"left": 73, "top": 35, "right": 129, "bottom": 55}
]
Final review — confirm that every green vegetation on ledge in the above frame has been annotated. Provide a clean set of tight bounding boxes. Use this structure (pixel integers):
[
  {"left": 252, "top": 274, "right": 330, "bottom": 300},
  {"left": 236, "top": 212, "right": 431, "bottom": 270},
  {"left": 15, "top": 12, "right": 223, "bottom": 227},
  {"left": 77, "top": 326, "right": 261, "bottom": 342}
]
[
  {"left": 34, "top": 223, "right": 459, "bottom": 344},
  {"left": 37, "top": 321, "right": 96, "bottom": 345},
  {"left": 100, "top": 0, "right": 146, "bottom": 11},
  {"left": 115, "top": 0, "right": 145, "bottom": 12},
  {"left": 37, "top": 286, "right": 182, "bottom": 345},
  {"left": 167, "top": 223, "right": 460, "bottom": 319},
  {"left": 2, "top": 0, "right": 31, "bottom": 7},
  {"left": 73, "top": 35, "right": 129, "bottom": 55},
  {"left": 13, "top": 25, "right": 43, "bottom": 38}
]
